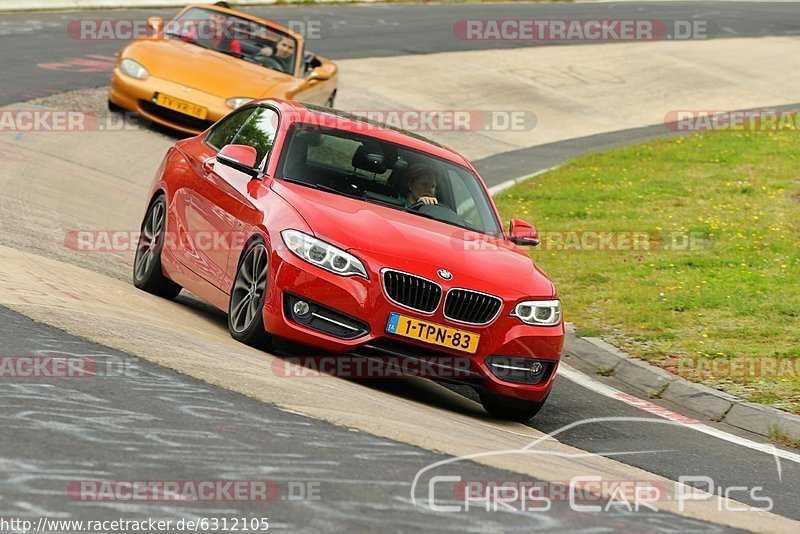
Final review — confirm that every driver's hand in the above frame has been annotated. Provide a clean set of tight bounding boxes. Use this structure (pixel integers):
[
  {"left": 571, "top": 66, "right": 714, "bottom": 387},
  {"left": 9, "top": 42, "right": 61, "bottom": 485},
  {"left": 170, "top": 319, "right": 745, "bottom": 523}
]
[
  {"left": 418, "top": 196, "right": 438, "bottom": 205},
  {"left": 258, "top": 46, "right": 274, "bottom": 57}
]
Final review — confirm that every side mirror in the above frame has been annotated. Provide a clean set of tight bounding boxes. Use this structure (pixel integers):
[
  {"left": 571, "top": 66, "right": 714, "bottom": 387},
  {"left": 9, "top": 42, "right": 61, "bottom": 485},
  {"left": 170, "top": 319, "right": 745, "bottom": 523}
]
[
  {"left": 217, "top": 144, "right": 259, "bottom": 178},
  {"left": 307, "top": 66, "right": 331, "bottom": 82},
  {"left": 509, "top": 218, "right": 540, "bottom": 246},
  {"left": 147, "top": 17, "right": 163, "bottom": 37}
]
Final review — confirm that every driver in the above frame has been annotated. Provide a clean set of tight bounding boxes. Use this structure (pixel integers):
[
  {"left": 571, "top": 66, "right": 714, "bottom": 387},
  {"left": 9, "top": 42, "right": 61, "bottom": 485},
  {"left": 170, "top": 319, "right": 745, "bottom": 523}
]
[
  {"left": 257, "top": 36, "right": 296, "bottom": 74},
  {"left": 400, "top": 164, "right": 440, "bottom": 207}
]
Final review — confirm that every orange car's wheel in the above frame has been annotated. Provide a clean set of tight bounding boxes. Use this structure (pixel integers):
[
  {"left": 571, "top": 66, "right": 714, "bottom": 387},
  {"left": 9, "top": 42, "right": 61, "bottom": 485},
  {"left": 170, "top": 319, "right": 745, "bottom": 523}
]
[
  {"left": 108, "top": 99, "right": 123, "bottom": 113},
  {"left": 228, "top": 240, "right": 273, "bottom": 349},
  {"left": 133, "top": 195, "right": 182, "bottom": 299}
]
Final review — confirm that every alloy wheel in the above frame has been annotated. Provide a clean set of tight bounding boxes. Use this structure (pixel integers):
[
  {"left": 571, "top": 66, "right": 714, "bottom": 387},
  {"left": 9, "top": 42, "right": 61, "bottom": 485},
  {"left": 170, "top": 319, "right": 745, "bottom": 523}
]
[
  {"left": 134, "top": 199, "right": 165, "bottom": 283},
  {"left": 230, "top": 244, "right": 268, "bottom": 333}
]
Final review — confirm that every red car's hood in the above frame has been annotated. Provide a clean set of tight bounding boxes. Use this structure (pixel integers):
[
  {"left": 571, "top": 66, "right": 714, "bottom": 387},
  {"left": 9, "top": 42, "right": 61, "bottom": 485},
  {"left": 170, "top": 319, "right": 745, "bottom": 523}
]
[{"left": 271, "top": 181, "right": 556, "bottom": 298}]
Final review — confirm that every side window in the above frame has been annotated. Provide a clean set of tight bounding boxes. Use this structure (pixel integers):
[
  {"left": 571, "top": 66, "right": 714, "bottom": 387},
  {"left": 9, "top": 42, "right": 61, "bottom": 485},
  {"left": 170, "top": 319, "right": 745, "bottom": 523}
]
[
  {"left": 205, "top": 107, "right": 255, "bottom": 150},
  {"left": 232, "top": 107, "right": 280, "bottom": 168}
]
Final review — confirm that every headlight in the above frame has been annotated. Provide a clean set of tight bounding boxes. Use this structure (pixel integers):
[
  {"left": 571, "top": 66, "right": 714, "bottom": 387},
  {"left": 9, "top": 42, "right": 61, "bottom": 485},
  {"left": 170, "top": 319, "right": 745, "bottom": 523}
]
[
  {"left": 511, "top": 299, "right": 562, "bottom": 326},
  {"left": 281, "top": 230, "right": 368, "bottom": 278},
  {"left": 119, "top": 58, "right": 149, "bottom": 80},
  {"left": 225, "top": 97, "right": 253, "bottom": 109}
]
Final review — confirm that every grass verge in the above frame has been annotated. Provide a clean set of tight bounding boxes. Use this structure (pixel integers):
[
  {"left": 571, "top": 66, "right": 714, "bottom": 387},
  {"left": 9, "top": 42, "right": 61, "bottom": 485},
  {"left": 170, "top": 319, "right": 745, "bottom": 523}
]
[{"left": 493, "top": 130, "right": 800, "bottom": 414}]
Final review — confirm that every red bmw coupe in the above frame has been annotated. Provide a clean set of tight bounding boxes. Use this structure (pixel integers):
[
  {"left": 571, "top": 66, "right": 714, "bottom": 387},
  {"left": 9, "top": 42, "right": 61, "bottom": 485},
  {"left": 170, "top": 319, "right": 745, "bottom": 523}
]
[{"left": 133, "top": 99, "right": 564, "bottom": 421}]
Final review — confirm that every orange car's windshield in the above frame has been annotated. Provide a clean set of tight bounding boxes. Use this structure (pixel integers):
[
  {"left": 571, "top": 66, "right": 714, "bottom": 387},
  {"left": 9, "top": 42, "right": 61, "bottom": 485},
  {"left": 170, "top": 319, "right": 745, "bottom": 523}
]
[{"left": 164, "top": 7, "right": 297, "bottom": 75}]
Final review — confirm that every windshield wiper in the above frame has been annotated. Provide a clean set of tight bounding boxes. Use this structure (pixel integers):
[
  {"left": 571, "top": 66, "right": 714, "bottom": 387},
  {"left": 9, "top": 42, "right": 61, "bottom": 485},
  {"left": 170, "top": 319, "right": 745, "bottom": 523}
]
[{"left": 402, "top": 206, "right": 487, "bottom": 234}]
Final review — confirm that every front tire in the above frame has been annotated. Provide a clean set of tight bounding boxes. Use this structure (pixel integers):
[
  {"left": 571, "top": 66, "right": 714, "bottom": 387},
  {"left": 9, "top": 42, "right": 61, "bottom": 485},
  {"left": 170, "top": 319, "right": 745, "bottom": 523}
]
[
  {"left": 479, "top": 392, "right": 548, "bottom": 422},
  {"left": 133, "top": 195, "right": 182, "bottom": 299},
  {"left": 228, "top": 240, "right": 273, "bottom": 349}
]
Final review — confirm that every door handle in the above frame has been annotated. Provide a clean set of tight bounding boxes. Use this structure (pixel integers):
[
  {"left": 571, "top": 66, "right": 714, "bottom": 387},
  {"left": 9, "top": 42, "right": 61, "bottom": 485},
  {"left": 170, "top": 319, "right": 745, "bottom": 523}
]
[{"left": 202, "top": 158, "right": 215, "bottom": 173}]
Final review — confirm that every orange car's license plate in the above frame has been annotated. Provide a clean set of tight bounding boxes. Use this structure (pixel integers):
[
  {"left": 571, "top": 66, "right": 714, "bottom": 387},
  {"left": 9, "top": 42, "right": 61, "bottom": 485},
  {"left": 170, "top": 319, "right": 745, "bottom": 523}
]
[
  {"left": 386, "top": 312, "right": 480, "bottom": 354},
  {"left": 154, "top": 93, "right": 208, "bottom": 120}
]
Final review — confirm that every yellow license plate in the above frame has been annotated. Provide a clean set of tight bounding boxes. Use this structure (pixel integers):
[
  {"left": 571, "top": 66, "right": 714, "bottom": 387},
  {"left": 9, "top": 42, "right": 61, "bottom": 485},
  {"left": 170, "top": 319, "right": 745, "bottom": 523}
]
[
  {"left": 154, "top": 93, "right": 208, "bottom": 120},
  {"left": 386, "top": 312, "right": 480, "bottom": 354}
]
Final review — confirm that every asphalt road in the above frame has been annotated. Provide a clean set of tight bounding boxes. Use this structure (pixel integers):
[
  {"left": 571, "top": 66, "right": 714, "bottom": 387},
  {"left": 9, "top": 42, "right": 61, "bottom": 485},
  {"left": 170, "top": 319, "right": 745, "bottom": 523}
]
[
  {"left": 1, "top": 2, "right": 799, "bottom": 531},
  {"left": 0, "top": 305, "right": 736, "bottom": 533},
  {"left": 2, "top": 2, "right": 800, "bottom": 104}
]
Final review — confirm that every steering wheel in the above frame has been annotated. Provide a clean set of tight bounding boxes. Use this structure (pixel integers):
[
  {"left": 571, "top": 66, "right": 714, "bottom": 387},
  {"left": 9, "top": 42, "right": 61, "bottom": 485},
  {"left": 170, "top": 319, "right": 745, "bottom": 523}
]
[{"left": 257, "top": 56, "right": 284, "bottom": 72}]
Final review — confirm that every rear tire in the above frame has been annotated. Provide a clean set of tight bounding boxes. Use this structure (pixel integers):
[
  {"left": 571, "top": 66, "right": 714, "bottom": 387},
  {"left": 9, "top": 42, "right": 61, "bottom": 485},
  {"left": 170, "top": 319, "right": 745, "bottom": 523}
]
[
  {"left": 479, "top": 392, "right": 548, "bottom": 422},
  {"left": 133, "top": 195, "right": 182, "bottom": 299},
  {"left": 228, "top": 240, "right": 273, "bottom": 349}
]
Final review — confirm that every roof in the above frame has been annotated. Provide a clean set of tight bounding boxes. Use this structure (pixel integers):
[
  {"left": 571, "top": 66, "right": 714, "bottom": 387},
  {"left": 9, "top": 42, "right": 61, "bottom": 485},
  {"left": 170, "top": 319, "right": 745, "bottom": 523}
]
[{"left": 280, "top": 101, "right": 471, "bottom": 168}]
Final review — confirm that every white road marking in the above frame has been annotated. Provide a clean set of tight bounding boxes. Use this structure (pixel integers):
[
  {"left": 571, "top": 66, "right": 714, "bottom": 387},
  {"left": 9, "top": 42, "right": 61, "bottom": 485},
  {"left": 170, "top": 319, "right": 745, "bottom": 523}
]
[
  {"left": 558, "top": 362, "right": 800, "bottom": 467},
  {"left": 487, "top": 167, "right": 559, "bottom": 196}
]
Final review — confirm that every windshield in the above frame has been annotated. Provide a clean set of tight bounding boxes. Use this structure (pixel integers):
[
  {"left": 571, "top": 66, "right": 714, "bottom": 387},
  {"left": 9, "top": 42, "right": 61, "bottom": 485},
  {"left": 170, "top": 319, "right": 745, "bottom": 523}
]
[
  {"left": 164, "top": 7, "right": 297, "bottom": 75},
  {"left": 277, "top": 124, "right": 503, "bottom": 236}
]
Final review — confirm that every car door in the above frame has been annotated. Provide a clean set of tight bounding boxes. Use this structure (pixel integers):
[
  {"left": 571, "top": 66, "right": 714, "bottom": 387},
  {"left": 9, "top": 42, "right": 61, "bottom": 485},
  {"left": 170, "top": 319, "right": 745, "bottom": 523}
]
[
  {"left": 183, "top": 106, "right": 255, "bottom": 290},
  {"left": 188, "top": 105, "right": 280, "bottom": 292}
]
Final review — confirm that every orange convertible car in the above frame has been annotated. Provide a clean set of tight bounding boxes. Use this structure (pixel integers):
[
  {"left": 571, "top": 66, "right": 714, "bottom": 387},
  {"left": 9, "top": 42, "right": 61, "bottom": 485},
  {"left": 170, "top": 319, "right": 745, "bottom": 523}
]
[{"left": 108, "top": 4, "right": 338, "bottom": 134}]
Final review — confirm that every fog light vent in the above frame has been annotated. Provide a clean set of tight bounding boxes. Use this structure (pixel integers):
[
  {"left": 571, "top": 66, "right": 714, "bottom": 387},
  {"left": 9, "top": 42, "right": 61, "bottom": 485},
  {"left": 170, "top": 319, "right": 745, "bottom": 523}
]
[
  {"left": 284, "top": 292, "right": 369, "bottom": 340},
  {"left": 485, "top": 356, "right": 553, "bottom": 385},
  {"left": 293, "top": 300, "right": 311, "bottom": 317}
]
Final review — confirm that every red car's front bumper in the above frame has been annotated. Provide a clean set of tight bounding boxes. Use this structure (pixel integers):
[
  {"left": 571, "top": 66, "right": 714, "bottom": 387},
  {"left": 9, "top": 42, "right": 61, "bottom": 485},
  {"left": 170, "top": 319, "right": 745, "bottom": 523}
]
[{"left": 261, "top": 243, "right": 563, "bottom": 402}]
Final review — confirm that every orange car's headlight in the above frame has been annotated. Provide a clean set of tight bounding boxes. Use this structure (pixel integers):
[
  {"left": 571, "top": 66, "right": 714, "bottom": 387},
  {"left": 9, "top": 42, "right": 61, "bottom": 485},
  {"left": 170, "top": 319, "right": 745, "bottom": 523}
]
[{"left": 120, "top": 58, "right": 150, "bottom": 80}]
